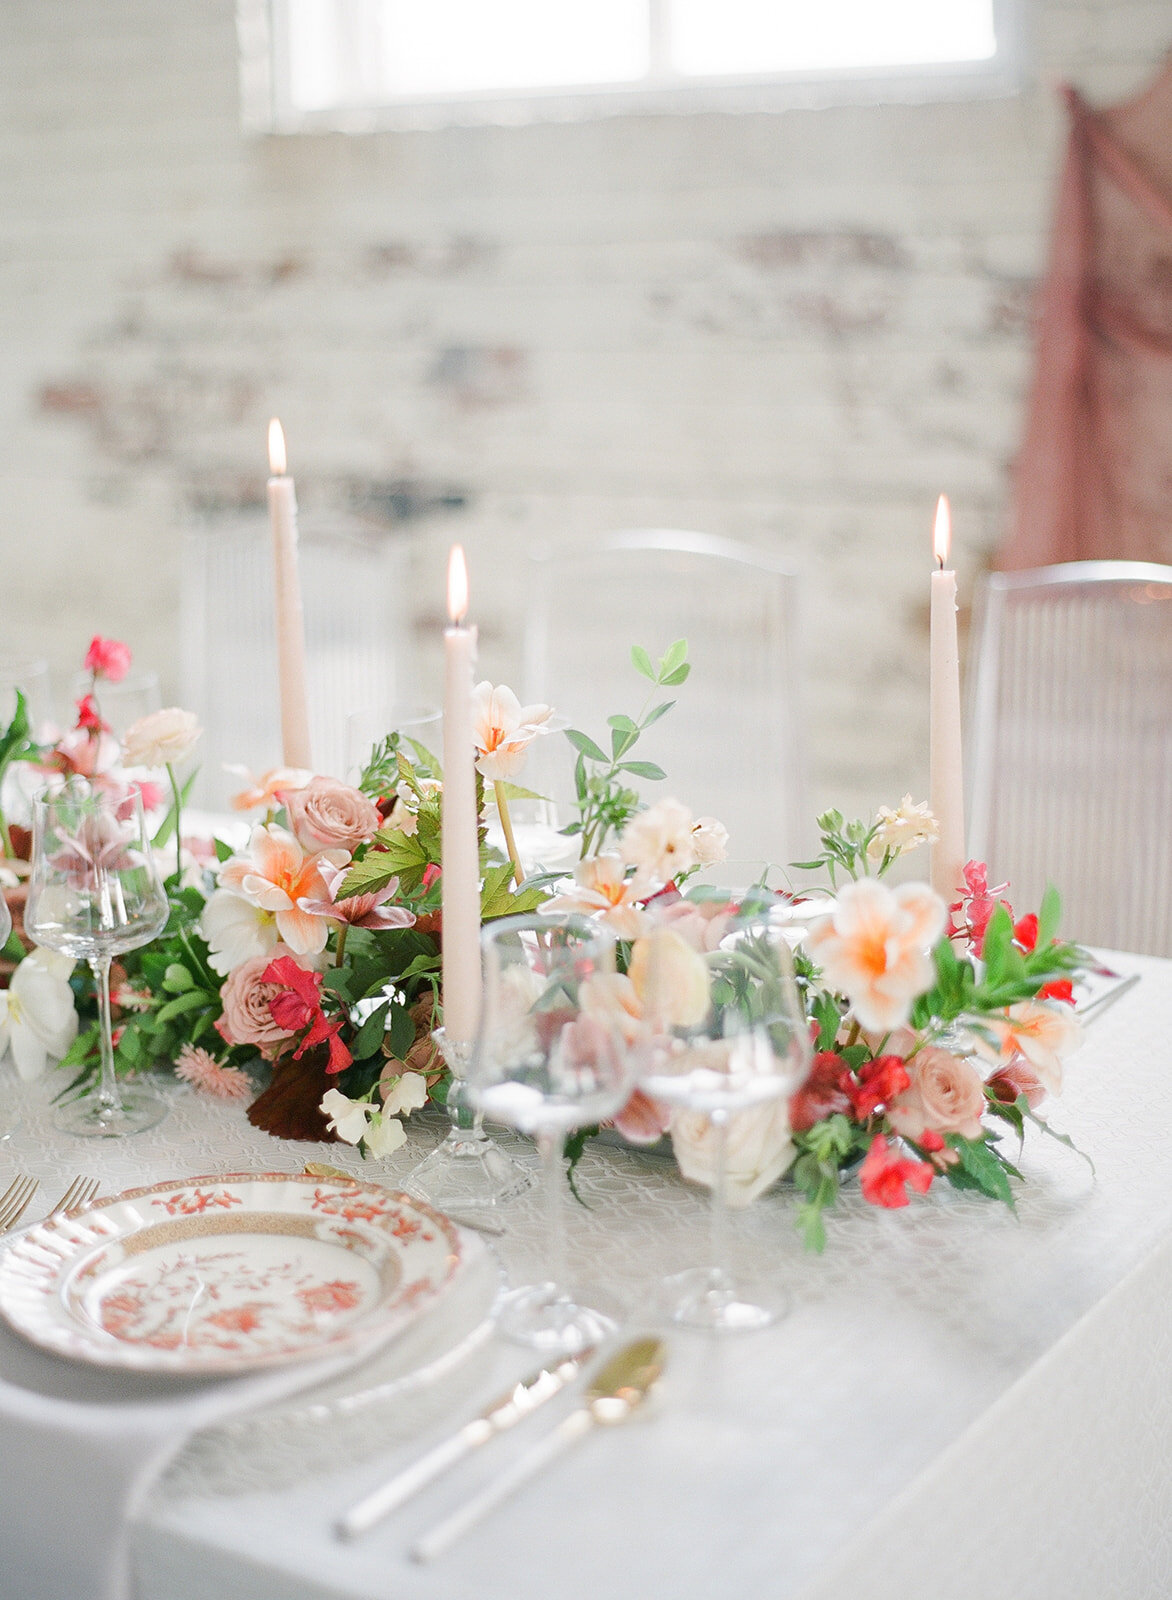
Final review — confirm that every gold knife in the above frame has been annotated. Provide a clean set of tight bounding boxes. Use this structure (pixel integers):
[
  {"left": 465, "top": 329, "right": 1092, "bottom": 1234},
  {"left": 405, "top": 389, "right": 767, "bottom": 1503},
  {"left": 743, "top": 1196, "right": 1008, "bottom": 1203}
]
[
  {"left": 336, "top": 1347, "right": 593, "bottom": 1539},
  {"left": 410, "top": 1337, "right": 667, "bottom": 1563}
]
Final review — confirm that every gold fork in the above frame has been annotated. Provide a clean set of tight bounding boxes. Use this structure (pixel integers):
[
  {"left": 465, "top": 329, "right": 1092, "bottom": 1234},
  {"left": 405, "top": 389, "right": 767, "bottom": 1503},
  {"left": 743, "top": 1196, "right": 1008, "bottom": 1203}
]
[
  {"left": 0, "top": 1175, "right": 39, "bottom": 1233},
  {"left": 50, "top": 1176, "right": 100, "bottom": 1217}
]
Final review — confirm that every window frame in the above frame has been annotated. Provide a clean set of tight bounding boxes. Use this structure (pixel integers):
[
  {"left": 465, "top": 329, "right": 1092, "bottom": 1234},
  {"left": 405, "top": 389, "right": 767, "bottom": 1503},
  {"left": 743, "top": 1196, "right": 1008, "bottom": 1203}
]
[{"left": 237, "top": 0, "right": 1026, "bottom": 135}]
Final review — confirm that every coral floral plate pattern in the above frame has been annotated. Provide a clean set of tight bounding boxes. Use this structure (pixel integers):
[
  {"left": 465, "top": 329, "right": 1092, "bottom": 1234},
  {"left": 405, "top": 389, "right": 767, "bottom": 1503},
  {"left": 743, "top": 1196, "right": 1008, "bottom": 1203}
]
[{"left": 0, "top": 1173, "right": 461, "bottom": 1374}]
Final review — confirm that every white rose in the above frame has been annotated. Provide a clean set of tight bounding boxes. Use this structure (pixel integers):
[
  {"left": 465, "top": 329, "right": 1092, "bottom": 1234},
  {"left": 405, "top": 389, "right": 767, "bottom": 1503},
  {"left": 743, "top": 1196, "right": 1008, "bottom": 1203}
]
[
  {"left": 620, "top": 798, "right": 698, "bottom": 883},
  {"left": 669, "top": 1096, "right": 795, "bottom": 1207},
  {"left": 123, "top": 707, "right": 202, "bottom": 769}
]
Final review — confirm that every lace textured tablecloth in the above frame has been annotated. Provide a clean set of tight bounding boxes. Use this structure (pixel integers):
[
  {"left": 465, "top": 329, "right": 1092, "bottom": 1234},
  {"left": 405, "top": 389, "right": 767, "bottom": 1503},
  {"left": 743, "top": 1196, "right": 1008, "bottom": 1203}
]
[{"left": 1, "top": 951, "right": 1169, "bottom": 1600}]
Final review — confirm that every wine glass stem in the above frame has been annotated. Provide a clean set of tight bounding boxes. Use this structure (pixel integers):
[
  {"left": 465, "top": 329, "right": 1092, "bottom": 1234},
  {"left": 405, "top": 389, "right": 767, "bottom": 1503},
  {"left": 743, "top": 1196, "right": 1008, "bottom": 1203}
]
[
  {"left": 90, "top": 955, "right": 123, "bottom": 1115},
  {"left": 709, "top": 1108, "right": 730, "bottom": 1291},
  {"left": 536, "top": 1129, "right": 568, "bottom": 1299}
]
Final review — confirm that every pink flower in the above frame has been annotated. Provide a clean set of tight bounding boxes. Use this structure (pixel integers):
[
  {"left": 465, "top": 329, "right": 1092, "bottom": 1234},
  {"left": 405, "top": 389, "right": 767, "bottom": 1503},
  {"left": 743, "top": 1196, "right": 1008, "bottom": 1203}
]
[
  {"left": 216, "top": 950, "right": 300, "bottom": 1055},
  {"left": 951, "top": 859, "right": 1011, "bottom": 953},
  {"left": 471, "top": 682, "right": 552, "bottom": 781},
  {"left": 263, "top": 954, "right": 352, "bottom": 1075},
  {"left": 298, "top": 861, "right": 416, "bottom": 931},
  {"left": 175, "top": 1044, "right": 253, "bottom": 1101},
  {"left": 789, "top": 1051, "right": 853, "bottom": 1132},
  {"left": 887, "top": 1046, "right": 986, "bottom": 1143},
  {"left": 805, "top": 878, "right": 947, "bottom": 1033},
  {"left": 859, "top": 1134, "right": 934, "bottom": 1208},
  {"left": 75, "top": 693, "right": 108, "bottom": 733},
  {"left": 280, "top": 776, "right": 382, "bottom": 852},
  {"left": 218, "top": 824, "right": 348, "bottom": 956},
  {"left": 611, "top": 1088, "right": 671, "bottom": 1145},
  {"left": 987, "top": 1057, "right": 1048, "bottom": 1109},
  {"left": 651, "top": 895, "right": 735, "bottom": 952},
  {"left": 84, "top": 636, "right": 132, "bottom": 682},
  {"left": 130, "top": 779, "right": 165, "bottom": 812}
]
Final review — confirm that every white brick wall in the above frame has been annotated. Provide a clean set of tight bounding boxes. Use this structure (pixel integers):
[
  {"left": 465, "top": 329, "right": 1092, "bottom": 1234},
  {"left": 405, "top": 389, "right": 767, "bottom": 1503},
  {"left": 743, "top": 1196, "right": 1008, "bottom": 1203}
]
[{"left": 0, "top": 0, "right": 1166, "bottom": 833}]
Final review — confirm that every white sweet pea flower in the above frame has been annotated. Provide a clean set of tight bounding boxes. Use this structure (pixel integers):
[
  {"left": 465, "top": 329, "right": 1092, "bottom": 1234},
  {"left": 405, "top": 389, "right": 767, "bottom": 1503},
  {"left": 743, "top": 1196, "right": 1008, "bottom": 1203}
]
[
  {"left": 364, "top": 1113, "right": 408, "bottom": 1157},
  {"left": 0, "top": 949, "right": 79, "bottom": 1080},
  {"left": 320, "top": 1087, "right": 371, "bottom": 1146},
  {"left": 381, "top": 1070, "right": 429, "bottom": 1118}
]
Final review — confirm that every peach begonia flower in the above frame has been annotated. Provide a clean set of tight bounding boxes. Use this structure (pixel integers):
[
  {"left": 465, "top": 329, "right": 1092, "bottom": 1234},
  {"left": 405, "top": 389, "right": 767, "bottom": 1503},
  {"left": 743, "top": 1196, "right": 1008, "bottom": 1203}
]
[
  {"left": 227, "top": 765, "right": 314, "bottom": 814},
  {"left": 218, "top": 824, "right": 349, "bottom": 957},
  {"left": 627, "top": 927, "right": 712, "bottom": 1030},
  {"left": 805, "top": 877, "right": 947, "bottom": 1034},
  {"left": 545, "top": 854, "right": 651, "bottom": 938},
  {"left": 968, "top": 999, "right": 1082, "bottom": 1097},
  {"left": 471, "top": 682, "right": 552, "bottom": 781}
]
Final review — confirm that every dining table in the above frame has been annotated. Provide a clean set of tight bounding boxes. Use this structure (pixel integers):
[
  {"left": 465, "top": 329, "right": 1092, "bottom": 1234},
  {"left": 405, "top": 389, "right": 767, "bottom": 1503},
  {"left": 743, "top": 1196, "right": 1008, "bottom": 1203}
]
[{"left": 0, "top": 947, "right": 1169, "bottom": 1600}]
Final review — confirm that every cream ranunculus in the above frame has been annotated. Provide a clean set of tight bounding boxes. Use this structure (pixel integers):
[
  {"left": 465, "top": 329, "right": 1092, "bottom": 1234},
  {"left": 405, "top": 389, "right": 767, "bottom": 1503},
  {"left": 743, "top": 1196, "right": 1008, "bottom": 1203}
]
[
  {"left": 122, "top": 707, "right": 202, "bottom": 769},
  {"left": 627, "top": 927, "right": 711, "bottom": 1030},
  {"left": 805, "top": 877, "right": 947, "bottom": 1034},
  {"left": 670, "top": 1096, "right": 796, "bottom": 1207},
  {"left": 620, "top": 798, "right": 698, "bottom": 883},
  {"left": 0, "top": 948, "right": 78, "bottom": 1080},
  {"left": 471, "top": 682, "right": 552, "bottom": 781}
]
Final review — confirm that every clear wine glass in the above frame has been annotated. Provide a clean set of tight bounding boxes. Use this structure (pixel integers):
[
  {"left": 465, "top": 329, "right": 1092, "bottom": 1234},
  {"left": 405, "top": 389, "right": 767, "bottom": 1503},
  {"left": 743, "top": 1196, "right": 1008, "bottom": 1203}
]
[
  {"left": 468, "top": 913, "right": 634, "bottom": 1355},
  {"left": 25, "top": 780, "right": 170, "bottom": 1137},
  {"left": 637, "top": 898, "right": 812, "bottom": 1332}
]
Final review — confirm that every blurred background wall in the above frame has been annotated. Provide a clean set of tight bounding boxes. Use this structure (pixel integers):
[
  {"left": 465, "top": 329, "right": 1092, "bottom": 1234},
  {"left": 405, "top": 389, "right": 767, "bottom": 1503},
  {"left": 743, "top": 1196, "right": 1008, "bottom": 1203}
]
[{"left": 0, "top": 0, "right": 1166, "bottom": 825}]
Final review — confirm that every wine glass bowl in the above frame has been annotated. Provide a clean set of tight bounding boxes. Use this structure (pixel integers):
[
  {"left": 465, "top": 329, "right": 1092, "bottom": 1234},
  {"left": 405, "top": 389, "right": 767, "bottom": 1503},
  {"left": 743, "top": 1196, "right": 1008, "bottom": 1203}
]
[
  {"left": 469, "top": 913, "right": 633, "bottom": 1354},
  {"left": 25, "top": 781, "right": 170, "bottom": 1138}
]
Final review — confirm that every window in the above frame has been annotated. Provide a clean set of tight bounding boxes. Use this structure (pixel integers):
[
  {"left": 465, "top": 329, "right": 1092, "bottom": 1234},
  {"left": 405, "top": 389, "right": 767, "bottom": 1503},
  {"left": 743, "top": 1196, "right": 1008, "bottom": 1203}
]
[{"left": 240, "top": 0, "right": 1019, "bottom": 133}]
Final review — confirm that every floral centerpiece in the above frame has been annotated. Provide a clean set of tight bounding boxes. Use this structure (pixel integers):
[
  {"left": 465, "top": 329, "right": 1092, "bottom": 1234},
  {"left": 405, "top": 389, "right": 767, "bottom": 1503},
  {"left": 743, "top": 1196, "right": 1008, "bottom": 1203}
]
[{"left": 0, "top": 636, "right": 1093, "bottom": 1250}]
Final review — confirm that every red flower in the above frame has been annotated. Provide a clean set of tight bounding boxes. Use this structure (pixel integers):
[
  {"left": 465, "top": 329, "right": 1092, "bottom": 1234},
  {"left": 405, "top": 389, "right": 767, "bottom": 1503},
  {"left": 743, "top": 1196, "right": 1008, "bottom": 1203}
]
[
  {"left": 84, "top": 636, "right": 132, "bottom": 683},
  {"left": 950, "top": 859, "right": 1011, "bottom": 955},
  {"left": 421, "top": 863, "right": 442, "bottom": 891},
  {"left": 262, "top": 955, "right": 353, "bottom": 1075},
  {"left": 859, "top": 1134, "right": 934, "bottom": 1209},
  {"left": 789, "top": 1051, "right": 853, "bottom": 1132},
  {"left": 848, "top": 1054, "right": 911, "bottom": 1120},
  {"left": 75, "top": 694, "right": 109, "bottom": 734},
  {"left": 1013, "top": 913, "right": 1038, "bottom": 951},
  {"left": 1039, "top": 978, "right": 1074, "bottom": 1003}
]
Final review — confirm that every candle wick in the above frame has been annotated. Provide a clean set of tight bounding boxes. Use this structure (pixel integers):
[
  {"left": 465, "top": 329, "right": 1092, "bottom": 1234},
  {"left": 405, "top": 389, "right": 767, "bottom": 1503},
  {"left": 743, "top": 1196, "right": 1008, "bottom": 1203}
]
[{"left": 936, "top": 555, "right": 945, "bottom": 570}]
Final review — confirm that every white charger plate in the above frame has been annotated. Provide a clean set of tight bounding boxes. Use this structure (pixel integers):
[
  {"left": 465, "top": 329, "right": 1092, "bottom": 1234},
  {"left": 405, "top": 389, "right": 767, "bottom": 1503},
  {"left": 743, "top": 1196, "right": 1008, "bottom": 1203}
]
[{"left": 0, "top": 1172, "right": 460, "bottom": 1375}]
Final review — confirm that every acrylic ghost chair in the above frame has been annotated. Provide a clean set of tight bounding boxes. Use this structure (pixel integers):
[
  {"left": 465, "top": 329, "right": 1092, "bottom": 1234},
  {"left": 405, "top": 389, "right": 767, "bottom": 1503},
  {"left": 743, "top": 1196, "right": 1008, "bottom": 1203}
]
[
  {"left": 180, "top": 515, "right": 416, "bottom": 812},
  {"left": 966, "top": 561, "right": 1172, "bottom": 957},
  {"left": 524, "top": 529, "right": 806, "bottom": 882}
]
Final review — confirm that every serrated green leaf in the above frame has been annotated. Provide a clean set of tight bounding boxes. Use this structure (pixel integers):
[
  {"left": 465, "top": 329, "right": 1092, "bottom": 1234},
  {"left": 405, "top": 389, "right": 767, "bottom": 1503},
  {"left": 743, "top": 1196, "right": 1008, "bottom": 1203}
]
[
  {"left": 947, "top": 1135, "right": 1015, "bottom": 1208},
  {"left": 631, "top": 645, "right": 655, "bottom": 680},
  {"left": 564, "top": 728, "right": 608, "bottom": 764}
]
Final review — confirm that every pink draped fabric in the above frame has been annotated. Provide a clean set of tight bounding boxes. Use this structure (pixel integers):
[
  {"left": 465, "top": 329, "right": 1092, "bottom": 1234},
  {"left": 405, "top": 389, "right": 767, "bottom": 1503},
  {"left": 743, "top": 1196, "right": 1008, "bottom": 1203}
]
[{"left": 999, "top": 64, "right": 1172, "bottom": 569}]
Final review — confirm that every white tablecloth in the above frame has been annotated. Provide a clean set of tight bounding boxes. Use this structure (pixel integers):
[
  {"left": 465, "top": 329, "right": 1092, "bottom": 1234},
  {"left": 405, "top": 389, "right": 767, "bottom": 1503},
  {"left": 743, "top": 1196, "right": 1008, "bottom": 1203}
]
[{"left": 1, "top": 951, "right": 1169, "bottom": 1600}]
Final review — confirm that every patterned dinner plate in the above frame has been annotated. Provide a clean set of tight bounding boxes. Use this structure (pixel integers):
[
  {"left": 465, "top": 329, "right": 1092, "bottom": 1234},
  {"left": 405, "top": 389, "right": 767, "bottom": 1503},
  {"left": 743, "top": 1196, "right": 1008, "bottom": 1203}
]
[{"left": 0, "top": 1172, "right": 461, "bottom": 1374}]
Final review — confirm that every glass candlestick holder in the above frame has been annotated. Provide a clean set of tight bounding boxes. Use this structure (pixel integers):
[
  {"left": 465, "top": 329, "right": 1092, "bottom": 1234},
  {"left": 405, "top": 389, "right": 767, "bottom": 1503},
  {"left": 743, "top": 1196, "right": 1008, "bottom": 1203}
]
[{"left": 402, "top": 1027, "right": 535, "bottom": 1213}]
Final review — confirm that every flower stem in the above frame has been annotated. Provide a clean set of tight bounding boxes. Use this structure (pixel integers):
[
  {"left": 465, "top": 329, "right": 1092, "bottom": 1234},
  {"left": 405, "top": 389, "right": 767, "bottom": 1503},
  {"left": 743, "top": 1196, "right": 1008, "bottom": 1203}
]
[
  {"left": 493, "top": 781, "right": 525, "bottom": 889},
  {"left": 166, "top": 761, "right": 183, "bottom": 884},
  {"left": 334, "top": 924, "right": 349, "bottom": 968}
]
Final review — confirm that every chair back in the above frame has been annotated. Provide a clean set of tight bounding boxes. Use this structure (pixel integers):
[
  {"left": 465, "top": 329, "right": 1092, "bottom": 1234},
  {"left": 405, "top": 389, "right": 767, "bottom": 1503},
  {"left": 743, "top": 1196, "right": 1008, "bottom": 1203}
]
[
  {"left": 967, "top": 561, "right": 1172, "bottom": 955},
  {"left": 181, "top": 516, "right": 413, "bottom": 809},
  {"left": 524, "top": 530, "right": 804, "bottom": 880}
]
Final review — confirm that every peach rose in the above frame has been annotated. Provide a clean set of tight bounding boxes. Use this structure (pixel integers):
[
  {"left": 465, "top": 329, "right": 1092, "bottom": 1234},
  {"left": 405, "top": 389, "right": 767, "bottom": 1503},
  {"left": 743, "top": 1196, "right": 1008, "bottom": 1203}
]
[
  {"left": 887, "top": 1046, "right": 986, "bottom": 1144},
  {"left": 217, "top": 947, "right": 299, "bottom": 1055},
  {"left": 281, "top": 777, "right": 382, "bottom": 852}
]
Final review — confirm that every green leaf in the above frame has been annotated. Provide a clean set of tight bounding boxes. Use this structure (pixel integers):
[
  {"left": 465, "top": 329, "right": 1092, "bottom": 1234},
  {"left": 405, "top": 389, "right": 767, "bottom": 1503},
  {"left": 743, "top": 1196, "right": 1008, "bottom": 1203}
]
[
  {"left": 154, "top": 988, "right": 216, "bottom": 1025},
  {"left": 387, "top": 1002, "right": 416, "bottom": 1059},
  {"left": 162, "top": 963, "right": 194, "bottom": 994},
  {"left": 352, "top": 1002, "right": 390, "bottom": 1059},
  {"left": 150, "top": 768, "right": 198, "bottom": 849},
  {"left": 607, "top": 714, "right": 638, "bottom": 734},
  {"left": 946, "top": 1135, "right": 1015, "bottom": 1208},
  {"left": 610, "top": 725, "right": 639, "bottom": 760},
  {"left": 630, "top": 645, "right": 655, "bottom": 680},
  {"left": 213, "top": 837, "right": 234, "bottom": 863},
  {"left": 659, "top": 638, "right": 688, "bottom": 676},
  {"left": 480, "top": 861, "right": 519, "bottom": 920},
  {"left": 660, "top": 664, "right": 691, "bottom": 687},
  {"left": 640, "top": 700, "right": 675, "bottom": 730},
  {"left": 564, "top": 728, "right": 608, "bottom": 764},
  {"left": 1037, "top": 884, "right": 1062, "bottom": 948},
  {"left": 618, "top": 760, "right": 666, "bottom": 781},
  {"left": 321, "top": 968, "right": 355, "bottom": 1000}
]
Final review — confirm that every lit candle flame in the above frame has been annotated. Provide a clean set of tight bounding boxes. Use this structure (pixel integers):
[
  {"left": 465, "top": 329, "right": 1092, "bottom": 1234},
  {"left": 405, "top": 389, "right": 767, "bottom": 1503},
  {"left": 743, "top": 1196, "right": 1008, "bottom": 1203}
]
[
  {"left": 268, "top": 418, "right": 287, "bottom": 477},
  {"left": 447, "top": 544, "right": 469, "bottom": 625},
  {"left": 933, "top": 494, "right": 951, "bottom": 568}
]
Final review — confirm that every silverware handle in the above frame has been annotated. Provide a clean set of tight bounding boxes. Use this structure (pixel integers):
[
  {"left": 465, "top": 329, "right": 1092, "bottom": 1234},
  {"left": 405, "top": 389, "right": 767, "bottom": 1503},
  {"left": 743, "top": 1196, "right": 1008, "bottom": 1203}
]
[
  {"left": 337, "top": 1418, "right": 493, "bottom": 1539},
  {"left": 411, "top": 1407, "right": 594, "bottom": 1562}
]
